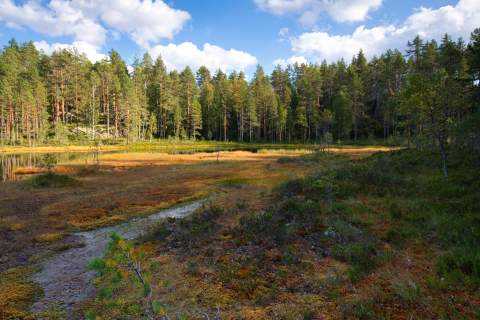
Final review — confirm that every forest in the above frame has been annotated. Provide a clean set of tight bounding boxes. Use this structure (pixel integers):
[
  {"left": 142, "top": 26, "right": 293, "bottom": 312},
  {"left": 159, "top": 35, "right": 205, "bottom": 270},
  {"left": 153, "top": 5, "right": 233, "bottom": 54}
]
[{"left": 0, "top": 29, "right": 479, "bottom": 151}]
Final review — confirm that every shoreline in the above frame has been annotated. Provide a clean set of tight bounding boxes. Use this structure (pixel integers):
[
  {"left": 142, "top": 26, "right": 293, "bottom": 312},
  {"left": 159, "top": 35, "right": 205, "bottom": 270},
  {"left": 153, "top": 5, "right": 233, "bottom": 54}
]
[
  {"left": 0, "top": 143, "right": 400, "bottom": 154},
  {"left": 0, "top": 145, "right": 125, "bottom": 154}
]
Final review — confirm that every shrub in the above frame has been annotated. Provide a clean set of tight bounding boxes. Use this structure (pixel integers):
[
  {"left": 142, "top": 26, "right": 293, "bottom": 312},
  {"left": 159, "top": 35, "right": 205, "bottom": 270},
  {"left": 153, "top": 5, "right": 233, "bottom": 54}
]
[
  {"left": 277, "top": 178, "right": 306, "bottom": 198},
  {"left": 277, "top": 156, "right": 304, "bottom": 164},
  {"left": 88, "top": 233, "right": 168, "bottom": 319},
  {"left": 220, "top": 178, "right": 251, "bottom": 188},
  {"left": 170, "top": 205, "right": 223, "bottom": 246},
  {"left": 332, "top": 242, "right": 378, "bottom": 282},
  {"left": 392, "top": 280, "right": 423, "bottom": 304},
  {"left": 437, "top": 249, "right": 480, "bottom": 285},
  {"left": 389, "top": 203, "right": 403, "bottom": 219},
  {"left": 22, "top": 172, "right": 76, "bottom": 188},
  {"left": 384, "top": 226, "right": 413, "bottom": 247},
  {"left": 341, "top": 299, "right": 375, "bottom": 319},
  {"left": 237, "top": 211, "right": 277, "bottom": 243},
  {"left": 325, "top": 218, "right": 363, "bottom": 243},
  {"left": 142, "top": 222, "right": 172, "bottom": 242},
  {"left": 38, "top": 154, "right": 57, "bottom": 171}
]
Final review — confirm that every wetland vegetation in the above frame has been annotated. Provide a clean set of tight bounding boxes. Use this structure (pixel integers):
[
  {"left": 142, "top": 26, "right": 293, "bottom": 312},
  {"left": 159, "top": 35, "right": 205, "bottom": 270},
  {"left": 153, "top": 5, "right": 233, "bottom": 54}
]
[{"left": 0, "top": 21, "right": 479, "bottom": 320}]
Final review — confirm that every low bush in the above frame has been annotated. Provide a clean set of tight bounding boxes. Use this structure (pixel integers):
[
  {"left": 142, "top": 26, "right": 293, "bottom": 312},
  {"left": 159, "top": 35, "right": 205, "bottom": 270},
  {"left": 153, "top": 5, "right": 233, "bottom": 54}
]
[
  {"left": 437, "top": 249, "right": 480, "bottom": 286},
  {"left": 332, "top": 242, "right": 378, "bottom": 282},
  {"left": 22, "top": 172, "right": 76, "bottom": 188},
  {"left": 219, "top": 178, "right": 251, "bottom": 188},
  {"left": 392, "top": 280, "right": 423, "bottom": 304},
  {"left": 341, "top": 299, "right": 375, "bottom": 320}
]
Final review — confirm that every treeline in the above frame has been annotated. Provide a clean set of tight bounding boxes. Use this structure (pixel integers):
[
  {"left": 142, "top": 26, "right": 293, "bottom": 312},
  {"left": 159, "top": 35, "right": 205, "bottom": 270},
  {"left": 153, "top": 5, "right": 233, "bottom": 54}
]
[{"left": 0, "top": 29, "right": 479, "bottom": 148}]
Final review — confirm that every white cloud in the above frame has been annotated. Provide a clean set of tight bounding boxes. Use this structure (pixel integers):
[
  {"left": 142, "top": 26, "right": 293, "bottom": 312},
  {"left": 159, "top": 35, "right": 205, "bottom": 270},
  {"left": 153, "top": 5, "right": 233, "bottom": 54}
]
[
  {"left": 0, "top": 0, "right": 106, "bottom": 47},
  {"left": 278, "top": 27, "right": 290, "bottom": 42},
  {"left": 291, "top": 24, "right": 395, "bottom": 62},
  {"left": 255, "top": 0, "right": 382, "bottom": 24},
  {"left": 283, "top": 0, "right": 480, "bottom": 63},
  {"left": 274, "top": 55, "right": 308, "bottom": 66},
  {"left": 325, "top": 0, "right": 382, "bottom": 23},
  {"left": 149, "top": 42, "right": 258, "bottom": 72},
  {"left": 279, "top": 27, "right": 290, "bottom": 37},
  {"left": 97, "top": 0, "right": 190, "bottom": 47},
  {"left": 0, "top": 0, "right": 190, "bottom": 49},
  {"left": 255, "top": 0, "right": 312, "bottom": 15},
  {"left": 34, "top": 40, "right": 107, "bottom": 62}
]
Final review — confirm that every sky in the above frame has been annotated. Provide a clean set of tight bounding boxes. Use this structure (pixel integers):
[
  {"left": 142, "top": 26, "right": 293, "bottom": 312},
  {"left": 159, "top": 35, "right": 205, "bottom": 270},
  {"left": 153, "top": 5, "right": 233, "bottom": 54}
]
[{"left": 0, "top": 0, "right": 478, "bottom": 75}]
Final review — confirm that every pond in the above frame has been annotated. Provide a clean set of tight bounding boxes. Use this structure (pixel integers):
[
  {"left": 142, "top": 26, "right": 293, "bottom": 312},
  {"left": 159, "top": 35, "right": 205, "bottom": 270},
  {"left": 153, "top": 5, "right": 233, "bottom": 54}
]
[
  {"left": 0, "top": 146, "right": 263, "bottom": 182},
  {"left": 0, "top": 152, "right": 104, "bottom": 182}
]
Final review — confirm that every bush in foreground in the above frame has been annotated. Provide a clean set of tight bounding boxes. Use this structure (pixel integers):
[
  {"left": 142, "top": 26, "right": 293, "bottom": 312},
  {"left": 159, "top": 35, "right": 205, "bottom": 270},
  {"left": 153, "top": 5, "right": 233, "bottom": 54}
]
[{"left": 22, "top": 172, "right": 76, "bottom": 188}]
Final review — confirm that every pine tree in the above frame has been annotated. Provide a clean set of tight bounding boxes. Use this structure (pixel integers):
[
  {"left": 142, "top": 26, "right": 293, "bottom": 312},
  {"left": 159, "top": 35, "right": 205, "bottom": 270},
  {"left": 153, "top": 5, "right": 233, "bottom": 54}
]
[
  {"left": 213, "top": 70, "right": 230, "bottom": 141},
  {"left": 331, "top": 87, "right": 353, "bottom": 140},
  {"left": 197, "top": 66, "right": 214, "bottom": 139}
]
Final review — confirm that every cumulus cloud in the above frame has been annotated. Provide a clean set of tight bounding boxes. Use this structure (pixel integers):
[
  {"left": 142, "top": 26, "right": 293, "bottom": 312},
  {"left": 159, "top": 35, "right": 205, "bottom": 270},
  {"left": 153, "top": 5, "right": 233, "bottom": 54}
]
[
  {"left": 97, "top": 0, "right": 190, "bottom": 47},
  {"left": 34, "top": 40, "right": 107, "bottom": 62},
  {"left": 273, "top": 55, "right": 308, "bottom": 66},
  {"left": 149, "top": 42, "right": 258, "bottom": 72},
  {"left": 280, "top": 0, "right": 480, "bottom": 63},
  {"left": 325, "top": 0, "right": 383, "bottom": 23},
  {"left": 0, "top": 0, "right": 106, "bottom": 47},
  {"left": 255, "top": 0, "right": 382, "bottom": 24},
  {"left": 255, "top": 0, "right": 311, "bottom": 15},
  {"left": 0, "top": 0, "right": 191, "bottom": 60}
]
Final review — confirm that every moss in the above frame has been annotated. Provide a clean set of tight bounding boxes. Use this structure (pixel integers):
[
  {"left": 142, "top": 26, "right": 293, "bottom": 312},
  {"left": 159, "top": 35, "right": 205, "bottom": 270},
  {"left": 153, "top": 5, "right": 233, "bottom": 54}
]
[{"left": 0, "top": 266, "right": 41, "bottom": 318}]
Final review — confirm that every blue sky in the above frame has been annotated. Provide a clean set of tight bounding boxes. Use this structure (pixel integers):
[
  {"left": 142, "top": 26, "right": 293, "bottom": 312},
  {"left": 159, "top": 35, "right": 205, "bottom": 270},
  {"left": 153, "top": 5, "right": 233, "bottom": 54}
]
[{"left": 0, "top": 0, "right": 477, "bottom": 74}]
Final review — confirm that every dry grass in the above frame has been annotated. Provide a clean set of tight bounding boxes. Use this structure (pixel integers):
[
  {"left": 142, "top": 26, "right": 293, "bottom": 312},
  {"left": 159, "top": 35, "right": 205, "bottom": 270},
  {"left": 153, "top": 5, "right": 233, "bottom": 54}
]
[
  {"left": 327, "top": 146, "right": 400, "bottom": 158},
  {"left": 0, "top": 150, "right": 310, "bottom": 271},
  {"left": 35, "top": 232, "right": 65, "bottom": 243},
  {"left": 0, "top": 147, "right": 394, "bottom": 318}
]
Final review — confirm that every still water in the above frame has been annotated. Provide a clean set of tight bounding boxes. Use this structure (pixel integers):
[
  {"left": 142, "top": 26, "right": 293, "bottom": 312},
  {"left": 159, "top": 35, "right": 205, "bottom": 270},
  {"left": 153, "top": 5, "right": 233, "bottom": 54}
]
[{"left": 0, "top": 152, "right": 100, "bottom": 182}]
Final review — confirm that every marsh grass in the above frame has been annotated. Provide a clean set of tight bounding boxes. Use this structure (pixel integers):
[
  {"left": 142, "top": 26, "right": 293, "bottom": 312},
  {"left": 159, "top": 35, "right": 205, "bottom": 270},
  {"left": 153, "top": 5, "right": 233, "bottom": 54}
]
[{"left": 6, "top": 146, "right": 477, "bottom": 318}]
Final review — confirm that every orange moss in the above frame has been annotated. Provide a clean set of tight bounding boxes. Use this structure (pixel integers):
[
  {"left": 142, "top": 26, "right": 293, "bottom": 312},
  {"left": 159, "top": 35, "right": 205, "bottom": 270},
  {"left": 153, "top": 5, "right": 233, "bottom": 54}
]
[{"left": 0, "top": 267, "right": 39, "bottom": 320}]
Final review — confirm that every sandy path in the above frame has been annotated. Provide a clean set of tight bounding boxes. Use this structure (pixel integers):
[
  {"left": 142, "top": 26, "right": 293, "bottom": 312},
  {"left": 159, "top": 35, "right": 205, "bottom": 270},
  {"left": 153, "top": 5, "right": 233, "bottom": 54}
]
[{"left": 30, "top": 201, "right": 203, "bottom": 317}]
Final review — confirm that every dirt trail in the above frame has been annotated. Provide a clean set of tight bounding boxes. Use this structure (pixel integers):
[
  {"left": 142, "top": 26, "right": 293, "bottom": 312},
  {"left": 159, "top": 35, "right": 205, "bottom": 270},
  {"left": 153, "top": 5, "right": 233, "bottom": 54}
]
[{"left": 30, "top": 201, "right": 203, "bottom": 316}]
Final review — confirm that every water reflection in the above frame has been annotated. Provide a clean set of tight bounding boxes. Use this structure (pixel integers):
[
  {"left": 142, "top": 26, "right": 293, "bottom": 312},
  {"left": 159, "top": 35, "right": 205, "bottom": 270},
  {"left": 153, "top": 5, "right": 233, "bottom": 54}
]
[
  {"left": 0, "top": 146, "right": 263, "bottom": 182},
  {"left": 0, "top": 152, "right": 96, "bottom": 182}
]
